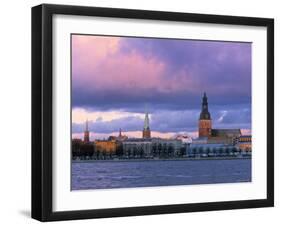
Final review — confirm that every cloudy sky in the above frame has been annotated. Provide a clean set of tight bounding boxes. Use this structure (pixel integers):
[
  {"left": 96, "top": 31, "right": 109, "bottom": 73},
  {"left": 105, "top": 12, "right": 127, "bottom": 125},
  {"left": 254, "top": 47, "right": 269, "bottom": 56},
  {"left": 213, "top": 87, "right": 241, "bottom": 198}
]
[{"left": 71, "top": 34, "right": 251, "bottom": 139}]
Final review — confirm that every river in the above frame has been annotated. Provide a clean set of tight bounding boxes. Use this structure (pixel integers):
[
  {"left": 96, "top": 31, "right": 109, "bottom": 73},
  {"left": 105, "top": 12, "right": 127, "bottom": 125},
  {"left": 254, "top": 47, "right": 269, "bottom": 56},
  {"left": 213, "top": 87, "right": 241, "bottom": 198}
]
[{"left": 71, "top": 159, "right": 251, "bottom": 190}]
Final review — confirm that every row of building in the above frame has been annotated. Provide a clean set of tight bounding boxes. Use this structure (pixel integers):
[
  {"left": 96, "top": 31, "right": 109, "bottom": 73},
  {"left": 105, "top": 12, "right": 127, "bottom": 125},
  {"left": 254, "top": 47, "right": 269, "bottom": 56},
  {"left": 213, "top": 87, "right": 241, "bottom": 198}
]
[
  {"left": 72, "top": 93, "right": 252, "bottom": 159},
  {"left": 72, "top": 127, "right": 185, "bottom": 158}
]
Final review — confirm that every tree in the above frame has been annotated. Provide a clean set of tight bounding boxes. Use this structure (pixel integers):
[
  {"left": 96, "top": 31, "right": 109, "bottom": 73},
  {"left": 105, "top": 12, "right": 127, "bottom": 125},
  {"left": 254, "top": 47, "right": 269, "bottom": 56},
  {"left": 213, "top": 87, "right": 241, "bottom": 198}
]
[
  {"left": 127, "top": 148, "right": 131, "bottom": 158},
  {"left": 179, "top": 147, "right": 185, "bottom": 157},
  {"left": 205, "top": 147, "right": 210, "bottom": 157},
  {"left": 96, "top": 150, "right": 100, "bottom": 160},
  {"left": 140, "top": 147, "right": 144, "bottom": 158},
  {"left": 72, "top": 141, "right": 81, "bottom": 159},
  {"left": 199, "top": 147, "right": 204, "bottom": 155},
  {"left": 116, "top": 144, "right": 123, "bottom": 157},
  {"left": 218, "top": 147, "right": 223, "bottom": 157},
  {"left": 224, "top": 147, "right": 229, "bottom": 156},
  {"left": 188, "top": 147, "right": 195, "bottom": 156},
  {"left": 152, "top": 143, "right": 157, "bottom": 157},
  {"left": 133, "top": 147, "right": 137, "bottom": 158},
  {"left": 238, "top": 148, "right": 243, "bottom": 155},
  {"left": 158, "top": 143, "right": 162, "bottom": 156},
  {"left": 232, "top": 146, "right": 237, "bottom": 154},
  {"left": 168, "top": 144, "right": 174, "bottom": 157},
  {"left": 102, "top": 150, "right": 106, "bottom": 160},
  {"left": 193, "top": 147, "right": 199, "bottom": 155}
]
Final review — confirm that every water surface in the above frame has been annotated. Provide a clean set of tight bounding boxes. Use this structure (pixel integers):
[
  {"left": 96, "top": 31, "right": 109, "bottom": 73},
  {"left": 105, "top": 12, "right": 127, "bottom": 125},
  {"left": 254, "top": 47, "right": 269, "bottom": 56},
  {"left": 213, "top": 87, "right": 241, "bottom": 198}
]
[{"left": 71, "top": 159, "right": 251, "bottom": 190}]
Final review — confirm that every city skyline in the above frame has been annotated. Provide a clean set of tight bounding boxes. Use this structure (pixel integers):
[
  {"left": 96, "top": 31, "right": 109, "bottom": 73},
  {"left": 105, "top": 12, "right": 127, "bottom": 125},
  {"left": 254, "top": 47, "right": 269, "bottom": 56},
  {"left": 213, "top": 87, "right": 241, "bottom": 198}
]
[
  {"left": 72, "top": 35, "right": 252, "bottom": 140},
  {"left": 72, "top": 93, "right": 251, "bottom": 140}
]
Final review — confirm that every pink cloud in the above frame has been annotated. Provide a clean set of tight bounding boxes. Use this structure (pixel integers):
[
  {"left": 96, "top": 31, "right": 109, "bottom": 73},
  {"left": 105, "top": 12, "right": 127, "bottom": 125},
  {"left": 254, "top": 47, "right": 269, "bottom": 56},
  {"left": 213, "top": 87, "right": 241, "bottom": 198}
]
[{"left": 72, "top": 35, "right": 196, "bottom": 94}]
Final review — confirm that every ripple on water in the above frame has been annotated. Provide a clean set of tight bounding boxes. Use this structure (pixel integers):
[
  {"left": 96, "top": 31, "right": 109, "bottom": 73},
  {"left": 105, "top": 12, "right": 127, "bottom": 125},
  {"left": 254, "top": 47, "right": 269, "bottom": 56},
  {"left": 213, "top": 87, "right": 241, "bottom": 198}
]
[{"left": 71, "top": 159, "right": 251, "bottom": 190}]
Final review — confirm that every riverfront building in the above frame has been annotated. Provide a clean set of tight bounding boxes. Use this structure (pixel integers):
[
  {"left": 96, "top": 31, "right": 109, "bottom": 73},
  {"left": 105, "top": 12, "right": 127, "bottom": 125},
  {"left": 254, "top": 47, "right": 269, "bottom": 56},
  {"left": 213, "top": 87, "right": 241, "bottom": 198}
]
[
  {"left": 198, "top": 92, "right": 242, "bottom": 144},
  {"left": 122, "top": 138, "right": 182, "bottom": 158},
  {"left": 188, "top": 92, "right": 252, "bottom": 156},
  {"left": 94, "top": 140, "right": 118, "bottom": 155},
  {"left": 235, "top": 135, "right": 252, "bottom": 151},
  {"left": 122, "top": 138, "right": 152, "bottom": 157},
  {"left": 72, "top": 93, "right": 251, "bottom": 159}
]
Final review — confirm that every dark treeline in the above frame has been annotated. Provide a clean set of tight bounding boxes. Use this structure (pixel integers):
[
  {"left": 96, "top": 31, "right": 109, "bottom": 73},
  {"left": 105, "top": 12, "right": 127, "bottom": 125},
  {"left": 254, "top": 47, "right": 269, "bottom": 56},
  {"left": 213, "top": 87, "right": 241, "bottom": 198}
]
[{"left": 72, "top": 142, "right": 124, "bottom": 160}]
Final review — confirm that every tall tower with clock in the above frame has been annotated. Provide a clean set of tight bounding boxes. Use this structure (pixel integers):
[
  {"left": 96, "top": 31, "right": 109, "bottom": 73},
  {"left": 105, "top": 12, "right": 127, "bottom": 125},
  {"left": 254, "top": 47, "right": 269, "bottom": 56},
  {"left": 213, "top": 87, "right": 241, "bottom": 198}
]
[{"left": 198, "top": 92, "right": 212, "bottom": 137}]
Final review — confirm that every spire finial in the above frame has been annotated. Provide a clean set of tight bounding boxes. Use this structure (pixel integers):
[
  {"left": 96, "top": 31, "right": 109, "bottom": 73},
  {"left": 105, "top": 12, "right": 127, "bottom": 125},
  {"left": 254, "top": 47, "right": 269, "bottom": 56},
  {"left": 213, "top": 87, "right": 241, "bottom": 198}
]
[
  {"left": 144, "top": 111, "right": 150, "bottom": 130},
  {"left": 143, "top": 107, "right": 151, "bottom": 138},
  {"left": 84, "top": 118, "right": 90, "bottom": 142}
]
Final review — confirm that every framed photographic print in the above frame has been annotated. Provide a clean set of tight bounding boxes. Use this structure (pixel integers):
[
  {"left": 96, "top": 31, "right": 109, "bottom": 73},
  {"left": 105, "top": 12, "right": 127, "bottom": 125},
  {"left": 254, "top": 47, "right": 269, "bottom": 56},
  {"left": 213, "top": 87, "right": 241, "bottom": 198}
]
[{"left": 32, "top": 4, "right": 274, "bottom": 221}]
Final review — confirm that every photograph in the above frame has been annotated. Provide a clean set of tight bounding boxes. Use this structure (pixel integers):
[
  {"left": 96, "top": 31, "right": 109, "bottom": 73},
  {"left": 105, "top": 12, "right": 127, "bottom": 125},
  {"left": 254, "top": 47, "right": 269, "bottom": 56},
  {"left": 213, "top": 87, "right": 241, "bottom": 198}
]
[
  {"left": 31, "top": 3, "right": 274, "bottom": 221},
  {"left": 71, "top": 34, "right": 252, "bottom": 190}
]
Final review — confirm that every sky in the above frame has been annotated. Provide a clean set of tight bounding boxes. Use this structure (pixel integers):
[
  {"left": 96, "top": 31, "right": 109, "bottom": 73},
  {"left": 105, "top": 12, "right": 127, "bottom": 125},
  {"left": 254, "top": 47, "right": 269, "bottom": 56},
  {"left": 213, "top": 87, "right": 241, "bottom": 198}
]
[{"left": 71, "top": 34, "right": 252, "bottom": 139}]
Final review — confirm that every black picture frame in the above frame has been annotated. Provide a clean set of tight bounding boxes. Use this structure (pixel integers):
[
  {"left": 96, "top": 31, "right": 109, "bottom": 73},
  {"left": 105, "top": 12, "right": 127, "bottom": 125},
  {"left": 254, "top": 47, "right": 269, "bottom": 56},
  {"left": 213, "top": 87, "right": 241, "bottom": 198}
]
[{"left": 32, "top": 3, "right": 274, "bottom": 222}]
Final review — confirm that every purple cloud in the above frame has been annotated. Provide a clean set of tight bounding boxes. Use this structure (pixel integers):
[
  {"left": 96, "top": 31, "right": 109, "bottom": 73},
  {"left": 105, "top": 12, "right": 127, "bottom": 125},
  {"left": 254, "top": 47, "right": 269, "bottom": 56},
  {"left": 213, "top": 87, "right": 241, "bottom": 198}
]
[{"left": 72, "top": 35, "right": 251, "bottom": 133}]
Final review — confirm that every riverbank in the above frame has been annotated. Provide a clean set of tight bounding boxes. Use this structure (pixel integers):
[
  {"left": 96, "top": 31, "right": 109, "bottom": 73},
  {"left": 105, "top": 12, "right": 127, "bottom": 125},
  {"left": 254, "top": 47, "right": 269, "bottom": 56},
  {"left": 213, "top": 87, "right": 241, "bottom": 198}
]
[{"left": 72, "top": 156, "right": 251, "bottom": 163}]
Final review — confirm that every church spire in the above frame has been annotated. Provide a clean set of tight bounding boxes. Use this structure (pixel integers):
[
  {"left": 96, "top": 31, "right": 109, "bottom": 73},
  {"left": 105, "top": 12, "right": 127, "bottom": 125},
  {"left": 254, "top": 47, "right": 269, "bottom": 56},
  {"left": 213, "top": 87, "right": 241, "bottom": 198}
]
[
  {"left": 199, "top": 92, "right": 212, "bottom": 137},
  {"left": 143, "top": 111, "right": 151, "bottom": 139},
  {"left": 200, "top": 92, "right": 211, "bottom": 120},
  {"left": 86, "top": 118, "right": 88, "bottom": 131},
  {"left": 84, "top": 119, "right": 90, "bottom": 143},
  {"left": 144, "top": 112, "right": 150, "bottom": 130}
]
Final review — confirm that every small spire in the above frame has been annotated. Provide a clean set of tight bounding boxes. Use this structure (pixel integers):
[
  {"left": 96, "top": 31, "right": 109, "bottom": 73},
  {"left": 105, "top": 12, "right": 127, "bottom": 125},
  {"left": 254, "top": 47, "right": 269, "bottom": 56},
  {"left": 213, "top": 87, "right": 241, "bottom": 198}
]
[
  {"left": 144, "top": 112, "right": 150, "bottom": 130},
  {"left": 119, "top": 128, "right": 122, "bottom": 137},
  {"left": 84, "top": 119, "right": 90, "bottom": 143},
  {"left": 200, "top": 92, "right": 211, "bottom": 120},
  {"left": 202, "top": 92, "right": 208, "bottom": 103},
  {"left": 86, "top": 118, "right": 88, "bottom": 131}
]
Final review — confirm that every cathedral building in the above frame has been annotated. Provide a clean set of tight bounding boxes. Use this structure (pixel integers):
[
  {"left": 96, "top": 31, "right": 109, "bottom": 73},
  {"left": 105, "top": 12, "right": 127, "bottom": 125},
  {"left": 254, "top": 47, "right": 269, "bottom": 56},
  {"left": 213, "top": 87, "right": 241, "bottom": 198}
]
[{"left": 198, "top": 92, "right": 241, "bottom": 144}]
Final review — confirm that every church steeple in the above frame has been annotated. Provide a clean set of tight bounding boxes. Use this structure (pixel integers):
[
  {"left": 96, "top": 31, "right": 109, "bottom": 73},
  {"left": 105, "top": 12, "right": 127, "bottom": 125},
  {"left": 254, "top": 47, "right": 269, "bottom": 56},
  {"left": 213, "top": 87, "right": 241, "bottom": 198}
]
[
  {"left": 143, "top": 111, "right": 151, "bottom": 138},
  {"left": 144, "top": 112, "right": 150, "bottom": 130},
  {"left": 200, "top": 92, "right": 211, "bottom": 120},
  {"left": 198, "top": 92, "right": 212, "bottom": 137},
  {"left": 84, "top": 119, "right": 90, "bottom": 143}
]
